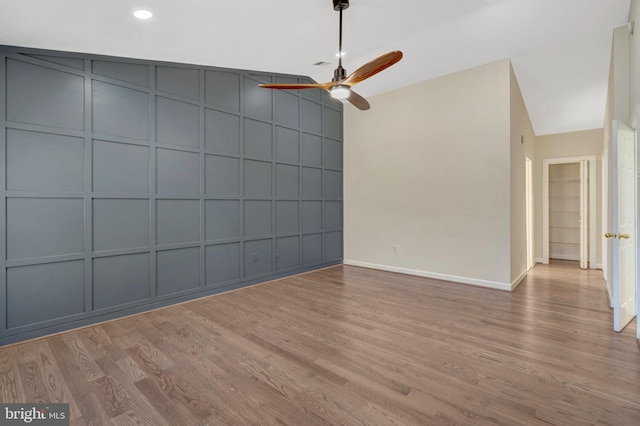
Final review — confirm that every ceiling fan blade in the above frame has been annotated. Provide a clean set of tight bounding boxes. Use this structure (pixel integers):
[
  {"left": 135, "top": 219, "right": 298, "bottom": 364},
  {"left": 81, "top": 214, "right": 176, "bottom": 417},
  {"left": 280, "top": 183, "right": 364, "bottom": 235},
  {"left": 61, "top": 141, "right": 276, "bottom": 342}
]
[
  {"left": 347, "top": 90, "right": 370, "bottom": 110},
  {"left": 343, "top": 51, "right": 403, "bottom": 86},
  {"left": 259, "top": 82, "right": 334, "bottom": 90}
]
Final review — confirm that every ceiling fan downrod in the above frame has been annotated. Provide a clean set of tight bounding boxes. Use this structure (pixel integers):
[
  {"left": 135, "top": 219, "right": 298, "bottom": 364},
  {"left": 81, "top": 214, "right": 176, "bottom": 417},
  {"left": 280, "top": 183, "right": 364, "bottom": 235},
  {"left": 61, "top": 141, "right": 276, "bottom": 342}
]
[
  {"left": 258, "top": 0, "right": 402, "bottom": 111},
  {"left": 333, "top": 0, "right": 349, "bottom": 82},
  {"left": 333, "top": 0, "right": 349, "bottom": 11}
]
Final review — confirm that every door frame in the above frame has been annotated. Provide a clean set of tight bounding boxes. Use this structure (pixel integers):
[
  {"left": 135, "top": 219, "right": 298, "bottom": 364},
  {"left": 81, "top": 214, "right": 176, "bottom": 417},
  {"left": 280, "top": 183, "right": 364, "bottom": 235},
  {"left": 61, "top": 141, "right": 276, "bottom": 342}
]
[
  {"left": 542, "top": 155, "right": 597, "bottom": 266},
  {"left": 579, "top": 160, "right": 589, "bottom": 269},
  {"left": 635, "top": 112, "right": 640, "bottom": 342},
  {"left": 525, "top": 155, "right": 534, "bottom": 270}
]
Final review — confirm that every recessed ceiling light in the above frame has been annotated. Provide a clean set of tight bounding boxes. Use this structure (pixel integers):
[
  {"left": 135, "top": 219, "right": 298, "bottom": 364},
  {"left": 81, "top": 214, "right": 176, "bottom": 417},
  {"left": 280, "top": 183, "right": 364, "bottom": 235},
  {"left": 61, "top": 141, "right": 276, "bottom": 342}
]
[{"left": 133, "top": 10, "right": 153, "bottom": 20}]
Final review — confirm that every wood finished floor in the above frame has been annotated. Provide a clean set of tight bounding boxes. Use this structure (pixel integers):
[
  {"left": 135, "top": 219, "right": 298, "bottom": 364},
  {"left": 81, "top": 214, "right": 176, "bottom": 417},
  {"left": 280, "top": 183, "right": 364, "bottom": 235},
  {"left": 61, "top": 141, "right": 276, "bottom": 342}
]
[{"left": 1, "top": 260, "right": 639, "bottom": 425}]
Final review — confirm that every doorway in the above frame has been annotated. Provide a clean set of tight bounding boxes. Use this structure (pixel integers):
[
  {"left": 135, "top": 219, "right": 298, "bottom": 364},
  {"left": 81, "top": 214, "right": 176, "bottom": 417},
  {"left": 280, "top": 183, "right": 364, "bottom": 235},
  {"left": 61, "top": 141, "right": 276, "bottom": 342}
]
[
  {"left": 548, "top": 163, "right": 581, "bottom": 263},
  {"left": 542, "top": 156, "right": 597, "bottom": 268}
]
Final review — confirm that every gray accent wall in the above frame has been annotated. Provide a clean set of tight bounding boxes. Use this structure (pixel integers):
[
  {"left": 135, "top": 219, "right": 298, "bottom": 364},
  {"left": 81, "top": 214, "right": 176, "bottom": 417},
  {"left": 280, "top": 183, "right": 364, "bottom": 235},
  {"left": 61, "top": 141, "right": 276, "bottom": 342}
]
[{"left": 0, "top": 46, "right": 343, "bottom": 345}]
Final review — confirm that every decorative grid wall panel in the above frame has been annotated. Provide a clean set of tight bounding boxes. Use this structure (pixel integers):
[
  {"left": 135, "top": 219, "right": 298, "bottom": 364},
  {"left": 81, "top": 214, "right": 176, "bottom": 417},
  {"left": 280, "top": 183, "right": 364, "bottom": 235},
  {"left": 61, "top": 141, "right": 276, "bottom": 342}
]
[{"left": 0, "top": 46, "right": 343, "bottom": 345}]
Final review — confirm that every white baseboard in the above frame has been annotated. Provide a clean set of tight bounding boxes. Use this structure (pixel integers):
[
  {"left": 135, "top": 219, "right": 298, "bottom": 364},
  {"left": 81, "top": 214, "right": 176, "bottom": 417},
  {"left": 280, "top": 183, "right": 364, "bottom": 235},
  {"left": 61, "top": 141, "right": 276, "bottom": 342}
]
[
  {"left": 511, "top": 270, "right": 527, "bottom": 291},
  {"left": 535, "top": 257, "right": 545, "bottom": 264},
  {"left": 593, "top": 263, "right": 603, "bottom": 270},
  {"left": 343, "top": 260, "right": 513, "bottom": 291}
]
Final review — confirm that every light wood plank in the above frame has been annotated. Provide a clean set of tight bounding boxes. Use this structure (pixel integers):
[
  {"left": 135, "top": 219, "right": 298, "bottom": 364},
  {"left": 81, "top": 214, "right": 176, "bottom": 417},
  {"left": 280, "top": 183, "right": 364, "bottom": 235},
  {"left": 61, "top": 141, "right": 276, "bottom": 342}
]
[{"left": 0, "top": 260, "right": 638, "bottom": 425}]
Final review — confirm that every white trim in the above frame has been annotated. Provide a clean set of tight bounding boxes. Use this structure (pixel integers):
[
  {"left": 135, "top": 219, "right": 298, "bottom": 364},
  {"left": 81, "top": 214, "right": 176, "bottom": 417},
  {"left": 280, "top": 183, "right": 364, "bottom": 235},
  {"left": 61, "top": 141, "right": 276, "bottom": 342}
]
[
  {"left": 511, "top": 270, "right": 527, "bottom": 291},
  {"left": 525, "top": 155, "right": 534, "bottom": 271},
  {"left": 535, "top": 257, "right": 544, "bottom": 264},
  {"left": 602, "top": 146, "right": 608, "bottom": 280},
  {"left": 589, "top": 160, "right": 597, "bottom": 268},
  {"left": 594, "top": 263, "right": 603, "bottom": 269},
  {"left": 579, "top": 160, "right": 589, "bottom": 269},
  {"left": 343, "top": 260, "right": 513, "bottom": 291},
  {"left": 606, "top": 279, "right": 613, "bottom": 309},
  {"left": 543, "top": 161, "right": 549, "bottom": 264},
  {"left": 542, "top": 155, "right": 597, "bottom": 266}
]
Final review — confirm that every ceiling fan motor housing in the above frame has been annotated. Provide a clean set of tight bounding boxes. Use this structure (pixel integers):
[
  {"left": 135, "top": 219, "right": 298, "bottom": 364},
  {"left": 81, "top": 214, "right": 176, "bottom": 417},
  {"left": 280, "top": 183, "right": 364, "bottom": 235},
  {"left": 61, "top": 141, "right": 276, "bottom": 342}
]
[{"left": 333, "top": 0, "right": 349, "bottom": 11}]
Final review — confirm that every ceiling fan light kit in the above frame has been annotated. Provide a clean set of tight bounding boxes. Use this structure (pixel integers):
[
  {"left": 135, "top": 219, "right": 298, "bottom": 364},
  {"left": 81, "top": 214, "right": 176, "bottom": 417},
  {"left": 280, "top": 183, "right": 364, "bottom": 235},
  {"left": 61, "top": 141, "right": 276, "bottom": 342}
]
[
  {"left": 330, "top": 84, "right": 351, "bottom": 99},
  {"left": 259, "top": 0, "right": 402, "bottom": 110}
]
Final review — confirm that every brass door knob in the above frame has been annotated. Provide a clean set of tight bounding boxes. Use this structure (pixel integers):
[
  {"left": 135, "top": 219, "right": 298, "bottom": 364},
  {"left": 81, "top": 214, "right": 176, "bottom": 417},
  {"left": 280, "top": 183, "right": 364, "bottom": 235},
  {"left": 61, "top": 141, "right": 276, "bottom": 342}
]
[
  {"left": 605, "top": 233, "right": 615, "bottom": 238},
  {"left": 619, "top": 233, "right": 630, "bottom": 239}
]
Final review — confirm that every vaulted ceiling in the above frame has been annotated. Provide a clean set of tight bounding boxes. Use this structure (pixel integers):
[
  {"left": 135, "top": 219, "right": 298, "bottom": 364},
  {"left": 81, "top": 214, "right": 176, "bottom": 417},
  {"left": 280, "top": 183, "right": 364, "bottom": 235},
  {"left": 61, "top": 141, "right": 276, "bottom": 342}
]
[{"left": 0, "top": 0, "right": 630, "bottom": 135}]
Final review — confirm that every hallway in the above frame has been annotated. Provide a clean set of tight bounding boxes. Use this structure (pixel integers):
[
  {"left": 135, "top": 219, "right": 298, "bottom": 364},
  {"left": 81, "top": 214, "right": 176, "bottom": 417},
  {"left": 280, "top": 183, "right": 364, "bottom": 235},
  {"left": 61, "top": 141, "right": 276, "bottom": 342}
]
[{"left": 524, "top": 259, "right": 629, "bottom": 319}]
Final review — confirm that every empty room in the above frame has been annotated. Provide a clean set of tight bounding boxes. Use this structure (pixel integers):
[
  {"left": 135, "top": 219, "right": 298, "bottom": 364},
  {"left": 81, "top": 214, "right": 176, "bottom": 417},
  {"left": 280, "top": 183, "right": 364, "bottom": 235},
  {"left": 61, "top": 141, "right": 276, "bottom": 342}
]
[{"left": 0, "top": 0, "right": 639, "bottom": 425}]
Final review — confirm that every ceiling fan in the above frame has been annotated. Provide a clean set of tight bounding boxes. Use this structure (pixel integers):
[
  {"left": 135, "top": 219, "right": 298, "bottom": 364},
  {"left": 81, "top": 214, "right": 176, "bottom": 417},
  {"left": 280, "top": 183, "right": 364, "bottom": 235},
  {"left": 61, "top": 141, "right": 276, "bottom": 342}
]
[{"left": 259, "top": 0, "right": 403, "bottom": 110}]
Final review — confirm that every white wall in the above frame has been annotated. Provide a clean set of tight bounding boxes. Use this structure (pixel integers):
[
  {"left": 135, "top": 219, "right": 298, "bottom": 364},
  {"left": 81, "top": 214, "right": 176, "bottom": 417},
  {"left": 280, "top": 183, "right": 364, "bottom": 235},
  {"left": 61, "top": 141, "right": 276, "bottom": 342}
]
[
  {"left": 344, "top": 59, "right": 514, "bottom": 289},
  {"left": 510, "top": 64, "right": 536, "bottom": 284},
  {"left": 614, "top": 25, "right": 631, "bottom": 123},
  {"left": 343, "top": 54, "right": 606, "bottom": 291}
]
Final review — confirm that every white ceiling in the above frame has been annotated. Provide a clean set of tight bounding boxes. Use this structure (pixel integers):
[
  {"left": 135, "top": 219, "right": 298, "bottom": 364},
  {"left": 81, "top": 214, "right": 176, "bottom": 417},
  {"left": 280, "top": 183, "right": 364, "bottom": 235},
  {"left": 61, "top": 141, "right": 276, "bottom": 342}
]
[{"left": 0, "top": 0, "right": 630, "bottom": 135}]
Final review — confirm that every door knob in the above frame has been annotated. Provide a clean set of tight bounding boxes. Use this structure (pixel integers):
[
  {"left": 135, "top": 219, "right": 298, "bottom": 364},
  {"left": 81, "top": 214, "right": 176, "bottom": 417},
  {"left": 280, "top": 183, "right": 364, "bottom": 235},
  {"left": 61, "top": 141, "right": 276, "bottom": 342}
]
[
  {"left": 619, "top": 233, "right": 630, "bottom": 239},
  {"left": 605, "top": 233, "right": 616, "bottom": 238}
]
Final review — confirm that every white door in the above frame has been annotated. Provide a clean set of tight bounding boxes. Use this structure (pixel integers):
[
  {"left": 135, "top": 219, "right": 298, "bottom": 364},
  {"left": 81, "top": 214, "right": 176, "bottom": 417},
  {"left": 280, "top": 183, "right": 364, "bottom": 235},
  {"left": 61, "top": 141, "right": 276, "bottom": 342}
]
[{"left": 610, "top": 121, "right": 636, "bottom": 332}]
